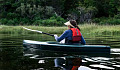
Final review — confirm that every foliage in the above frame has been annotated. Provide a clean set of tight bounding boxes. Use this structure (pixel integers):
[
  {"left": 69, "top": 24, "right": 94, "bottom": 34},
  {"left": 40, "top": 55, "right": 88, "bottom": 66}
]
[
  {"left": 19, "top": 18, "right": 30, "bottom": 25},
  {"left": 7, "top": 20, "right": 15, "bottom": 25},
  {"left": 93, "top": 13, "right": 120, "bottom": 25},
  {"left": 92, "top": 17, "right": 109, "bottom": 23},
  {"left": 0, "top": 18, "right": 8, "bottom": 25},
  {"left": 114, "top": 14, "right": 120, "bottom": 19},
  {"left": 45, "top": 0, "right": 65, "bottom": 16},
  {"left": 34, "top": 16, "right": 66, "bottom": 26},
  {"left": 83, "top": 0, "right": 118, "bottom": 17},
  {"left": 99, "top": 19, "right": 120, "bottom": 25},
  {"left": 7, "top": 12, "right": 20, "bottom": 19},
  {"left": 16, "top": 3, "right": 53, "bottom": 20},
  {"left": 0, "top": 0, "right": 120, "bottom": 25}
]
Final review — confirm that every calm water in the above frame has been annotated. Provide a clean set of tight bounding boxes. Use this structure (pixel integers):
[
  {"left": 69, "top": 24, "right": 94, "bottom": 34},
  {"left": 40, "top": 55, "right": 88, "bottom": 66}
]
[{"left": 0, "top": 33, "right": 120, "bottom": 70}]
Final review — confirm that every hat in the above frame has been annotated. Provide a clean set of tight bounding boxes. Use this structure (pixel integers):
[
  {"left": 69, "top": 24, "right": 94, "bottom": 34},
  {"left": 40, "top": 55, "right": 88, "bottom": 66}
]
[{"left": 64, "top": 21, "right": 74, "bottom": 27}]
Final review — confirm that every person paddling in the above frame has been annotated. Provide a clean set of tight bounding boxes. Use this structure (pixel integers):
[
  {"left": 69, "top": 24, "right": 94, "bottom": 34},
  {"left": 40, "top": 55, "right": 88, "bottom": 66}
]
[{"left": 54, "top": 20, "right": 86, "bottom": 44}]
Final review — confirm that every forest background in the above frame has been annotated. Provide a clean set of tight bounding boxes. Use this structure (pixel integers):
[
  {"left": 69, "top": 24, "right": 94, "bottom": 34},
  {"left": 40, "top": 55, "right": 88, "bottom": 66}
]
[{"left": 0, "top": 0, "right": 120, "bottom": 26}]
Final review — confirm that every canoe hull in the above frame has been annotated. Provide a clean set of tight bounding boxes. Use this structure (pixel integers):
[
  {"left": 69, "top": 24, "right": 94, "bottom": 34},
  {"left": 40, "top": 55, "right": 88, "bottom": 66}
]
[{"left": 23, "top": 40, "right": 110, "bottom": 55}]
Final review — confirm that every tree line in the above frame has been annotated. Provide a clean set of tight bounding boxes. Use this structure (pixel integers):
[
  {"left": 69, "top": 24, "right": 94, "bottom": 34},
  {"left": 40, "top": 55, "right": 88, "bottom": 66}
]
[{"left": 0, "top": 0, "right": 120, "bottom": 26}]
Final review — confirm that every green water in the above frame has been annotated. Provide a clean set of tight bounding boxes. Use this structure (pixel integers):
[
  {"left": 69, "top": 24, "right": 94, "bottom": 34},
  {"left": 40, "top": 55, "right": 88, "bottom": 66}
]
[{"left": 0, "top": 33, "right": 120, "bottom": 70}]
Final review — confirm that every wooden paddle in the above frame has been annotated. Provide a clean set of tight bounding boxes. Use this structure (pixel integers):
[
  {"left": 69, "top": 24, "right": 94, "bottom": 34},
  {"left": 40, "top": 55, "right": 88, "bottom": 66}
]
[{"left": 23, "top": 27, "right": 54, "bottom": 36}]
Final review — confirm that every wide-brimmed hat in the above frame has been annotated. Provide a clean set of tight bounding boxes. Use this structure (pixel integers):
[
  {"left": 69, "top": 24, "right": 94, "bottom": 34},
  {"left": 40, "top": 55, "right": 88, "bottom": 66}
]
[{"left": 64, "top": 21, "right": 74, "bottom": 27}]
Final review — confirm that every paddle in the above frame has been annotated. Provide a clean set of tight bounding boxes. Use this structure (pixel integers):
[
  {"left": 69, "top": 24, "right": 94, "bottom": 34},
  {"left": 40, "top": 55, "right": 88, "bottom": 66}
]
[
  {"left": 23, "top": 27, "right": 54, "bottom": 37},
  {"left": 23, "top": 27, "right": 65, "bottom": 43}
]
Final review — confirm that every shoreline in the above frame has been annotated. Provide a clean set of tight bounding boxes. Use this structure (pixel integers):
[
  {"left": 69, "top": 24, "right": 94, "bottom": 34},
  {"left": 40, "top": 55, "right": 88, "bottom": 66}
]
[{"left": 0, "top": 24, "right": 120, "bottom": 36}]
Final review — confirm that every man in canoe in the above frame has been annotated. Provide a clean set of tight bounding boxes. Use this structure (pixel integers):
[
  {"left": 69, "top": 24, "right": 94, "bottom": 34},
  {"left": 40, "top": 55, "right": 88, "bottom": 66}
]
[{"left": 54, "top": 20, "right": 86, "bottom": 45}]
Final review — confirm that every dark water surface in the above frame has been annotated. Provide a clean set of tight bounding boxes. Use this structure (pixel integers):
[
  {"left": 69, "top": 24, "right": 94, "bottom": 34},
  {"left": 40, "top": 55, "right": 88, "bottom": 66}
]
[{"left": 0, "top": 34, "right": 120, "bottom": 70}]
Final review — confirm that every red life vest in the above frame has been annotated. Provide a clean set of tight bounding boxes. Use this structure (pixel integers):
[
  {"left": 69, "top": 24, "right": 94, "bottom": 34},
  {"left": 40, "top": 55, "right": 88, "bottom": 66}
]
[{"left": 70, "top": 28, "right": 82, "bottom": 42}]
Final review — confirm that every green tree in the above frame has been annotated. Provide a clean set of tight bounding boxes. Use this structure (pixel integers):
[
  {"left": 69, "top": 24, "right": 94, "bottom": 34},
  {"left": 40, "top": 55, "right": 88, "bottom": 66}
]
[
  {"left": 63, "top": 0, "right": 80, "bottom": 18},
  {"left": 94, "top": 0, "right": 118, "bottom": 17},
  {"left": 45, "top": 0, "right": 65, "bottom": 16},
  {"left": 16, "top": 3, "right": 54, "bottom": 20}
]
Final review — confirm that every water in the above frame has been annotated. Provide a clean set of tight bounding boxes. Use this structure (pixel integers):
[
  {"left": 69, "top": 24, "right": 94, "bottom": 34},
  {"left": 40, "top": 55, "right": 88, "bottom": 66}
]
[{"left": 0, "top": 34, "right": 120, "bottom": 70}]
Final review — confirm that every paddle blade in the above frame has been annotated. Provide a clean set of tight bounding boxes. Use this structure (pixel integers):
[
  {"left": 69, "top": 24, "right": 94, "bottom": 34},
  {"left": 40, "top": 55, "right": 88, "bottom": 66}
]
[{"left": 23, "top": 27, "right": 42, "bottom": 33}]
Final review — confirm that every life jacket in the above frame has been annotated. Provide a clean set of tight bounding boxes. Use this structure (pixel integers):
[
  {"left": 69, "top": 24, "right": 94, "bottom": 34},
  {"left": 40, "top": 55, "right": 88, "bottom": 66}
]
[{"left": 70, "top": 28, "right": 81, "bottom": 42}]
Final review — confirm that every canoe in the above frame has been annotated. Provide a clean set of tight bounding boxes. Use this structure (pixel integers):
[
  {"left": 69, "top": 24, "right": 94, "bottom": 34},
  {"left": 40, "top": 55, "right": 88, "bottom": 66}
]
[{"left": 23, "top": 40, "right": 110, "bottom": 55}]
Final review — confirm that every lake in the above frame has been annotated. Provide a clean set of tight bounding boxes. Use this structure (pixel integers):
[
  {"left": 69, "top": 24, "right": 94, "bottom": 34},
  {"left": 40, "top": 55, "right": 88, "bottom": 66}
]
[{"left": 0, "top": 33, "right": 120, "bottom": 70}]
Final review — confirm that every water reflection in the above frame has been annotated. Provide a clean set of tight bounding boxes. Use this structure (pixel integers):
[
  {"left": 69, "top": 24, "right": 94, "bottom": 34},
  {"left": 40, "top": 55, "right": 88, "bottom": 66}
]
[
  {"left": 55, "top": 58, "right": 81, "bottom": 70},
  {"left": 26, "top": 53, "right": 120, "bottom": 70},
  {"left": 54, "top": 57, "right": 95, "bottom": 70},
  {"left": 23, "top": 46, "right": 120, "bottom": 69},
  {"left": 24, "top": 49, "right": 110, "bottom": 58},
  {"left": 0, "top": 34, "right": 120, "bottom": 69}
]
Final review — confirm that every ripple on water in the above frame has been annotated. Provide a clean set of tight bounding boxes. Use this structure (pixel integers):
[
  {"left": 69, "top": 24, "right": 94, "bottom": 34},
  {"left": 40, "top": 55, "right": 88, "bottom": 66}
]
[
  {"left": 78, "top": 66, "right": 96, "bottom": 70},
  {"left": 113, "top": 65, "right": 120, "bottom": 67},
  {"left": 111, "top": 48, "right": 120, "bottom": 53},
  {"left": 89, "top": 64, "right": 115, "bottom": 69},
  {"left": 1, "top": 34, "right": 120, "bottom": 70}
]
